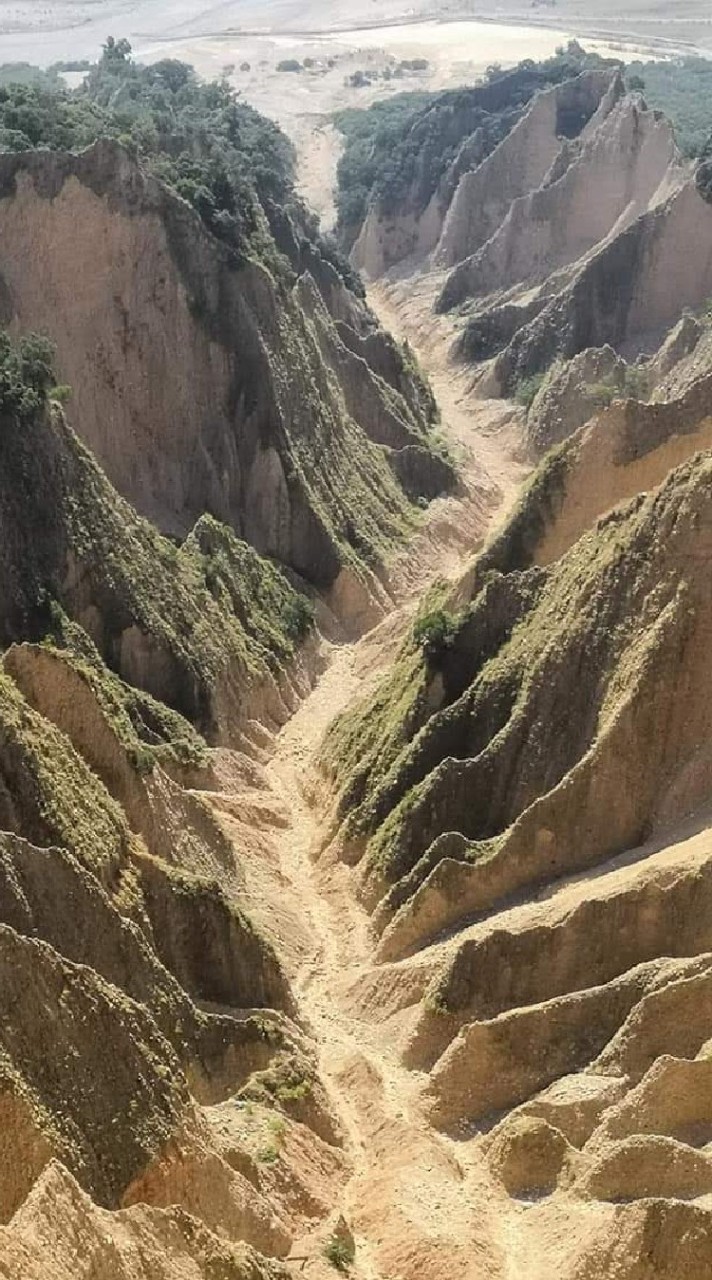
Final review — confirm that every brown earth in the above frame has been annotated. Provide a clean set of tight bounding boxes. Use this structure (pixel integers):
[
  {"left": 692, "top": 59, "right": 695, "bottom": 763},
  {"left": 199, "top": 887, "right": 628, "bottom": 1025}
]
[
  {"left": 5, "top": 224, "right": 712, "bottom": 1279},
  {"left": 5, "top": 58, "right": 712, "bottom": 1280}
]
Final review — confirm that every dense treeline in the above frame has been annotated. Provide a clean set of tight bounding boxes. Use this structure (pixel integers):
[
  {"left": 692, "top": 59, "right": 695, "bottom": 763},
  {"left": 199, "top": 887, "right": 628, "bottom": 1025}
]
[{"left": 624, "top": 56, "right": 712, "bottom": 158}]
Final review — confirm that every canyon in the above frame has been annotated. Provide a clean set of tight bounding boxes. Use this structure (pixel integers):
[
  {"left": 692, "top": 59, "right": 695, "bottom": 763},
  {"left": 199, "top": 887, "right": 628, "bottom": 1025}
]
[{"left": 2, "top": 31, "right": 712, "bottom": 1280}]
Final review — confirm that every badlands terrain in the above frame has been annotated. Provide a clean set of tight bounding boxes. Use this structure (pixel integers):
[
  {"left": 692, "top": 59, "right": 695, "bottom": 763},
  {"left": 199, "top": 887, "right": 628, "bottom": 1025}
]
[{"left": 3, "top": 16, "right": 712, "bottom": 1280}]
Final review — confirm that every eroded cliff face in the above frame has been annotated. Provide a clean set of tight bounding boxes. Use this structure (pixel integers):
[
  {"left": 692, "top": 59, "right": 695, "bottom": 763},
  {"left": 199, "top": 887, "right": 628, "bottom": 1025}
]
[
  {"left": 483, "top": 177, "right": 712, "bottom": 396},
  {"left": 0, "top": 384, "right": 346, "bottom": 1278},
  {"left": 348, "top": 63, "right": 620, "bottom": 282},
  {"left": 317, "top": 317, "right": 712, "bottom": 1271},
  {"left": 0, "top": 141, "right": 449, "bottom": 594},
  {"left": 439, "top": 91, "right": 682, "bottom": 312},
  {"left": 348, "top": 61, "right": 712, "bottom": 439},
  {"left": 8, "top": 41, "right": 712, "bottom": 1280},
  {"left": 434, "top": 69, "right": 624, "bottom": 273}
]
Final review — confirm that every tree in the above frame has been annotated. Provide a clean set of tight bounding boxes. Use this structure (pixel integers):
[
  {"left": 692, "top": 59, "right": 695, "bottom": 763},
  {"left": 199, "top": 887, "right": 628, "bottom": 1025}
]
[{"left": 102, "top": 36, "right": 132, "bottom": 63}]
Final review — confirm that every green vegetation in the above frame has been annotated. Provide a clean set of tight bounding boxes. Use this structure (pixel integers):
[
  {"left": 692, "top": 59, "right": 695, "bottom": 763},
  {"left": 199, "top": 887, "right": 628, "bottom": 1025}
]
[
  {"left": 320, "top": 583, "right": 453, "bottom": 839},
  {"left": 0, "top": 60, "right": 91, "bottom": 89},
  {"left": 323, "top": 1234, "right": 355, "bottom": 1273},
  {"left": 238, "top": 1054, "right": 314, "bottom": 1116},
  {"left": 334, "top": 49, "right": 712, "bottom": 243},
  {"left": 0, "top": 38, "right": 295, "bottom": 258},
  {"left": 276, "top": 59, "right": 302, "bottom": 73},
  {"left": 334, "top": 90, "right": 435, "bottom": 229},
  {"left": 333, "top": 43, "right": 614, "bottom": 238},
  {"left": 41, "top": 610, "right": 208, "bottom": 771},
  {"left": 584, "top": 364, "right": 649, "bottom": 409},
  {"left": 478, "top": 441, "right": 570, "bottom": 577},
  {"left": 0, "top": 669, "right": 132, "bottom": 877},
  {"left": 0, "top": 62, "right": 62, "bottom": 89},
  {"left": 0, "top": 332, "right": 316, "bottom": 734},
  {"left": 424, "top": 984, "right": 452, "bottom": 1016},
  {"left": 256, "top": 1114, "right": 287, "bottom": 1163},
  {"left": 345, "top": 58, "right": 429, "bottom": 90},
  {"left": 0, "top": 48, "right": 449, "bottom": 577},
  {"left": 693, "top": 296, "right": 712, "bottom": 325},
  {"left": 0, "top": 50, "right": 447, "bottom": 574},
  {"left": 412, "top": 607, "right": 458, "bottom": 668},
  {"left": 513, "top": 371, "right": 547, "bottom": 411},
  {"left": 186, "top": 516, "right": 314, "bottom": 674},
  {"left": 625, "top": 56, "right": 712, "bottom": 157},
  {"left": 0, "top": 331, "right": 55, "bottom": 420}
]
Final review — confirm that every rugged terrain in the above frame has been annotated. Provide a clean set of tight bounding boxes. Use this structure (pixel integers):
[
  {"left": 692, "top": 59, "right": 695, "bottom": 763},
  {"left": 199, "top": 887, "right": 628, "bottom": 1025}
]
[{"left": 3, "top": 38, "right": 712, "bottom": 1280}]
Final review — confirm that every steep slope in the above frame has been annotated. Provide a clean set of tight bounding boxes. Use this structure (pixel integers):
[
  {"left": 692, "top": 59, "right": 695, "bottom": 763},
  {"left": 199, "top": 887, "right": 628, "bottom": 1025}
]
[
  {"left": 7, "top": 38, "right": 712, "bottom": 1280},
  {"left": 0, "top": 141, "right": 450, "bottom": 601},
  {"left": 0, "top": 347, "right": 349, "bottom": 1277},
  {"left": 341, "top": 48, "right": 619, "bottom": 279},
  {"left": 341, "top": 53, "right": 712, "bottom": 444},
  {"left": 0, "top": 389, "right": 314, "bottom": 740},
  {"left": 481, "top": 178, "right": 712, "bottom": 396},
  {"left": 433, "top": 68, "right": 625, "bottom": 272},
  {"left": 439, "top": 90, "right": 682, "bottom": 311}
]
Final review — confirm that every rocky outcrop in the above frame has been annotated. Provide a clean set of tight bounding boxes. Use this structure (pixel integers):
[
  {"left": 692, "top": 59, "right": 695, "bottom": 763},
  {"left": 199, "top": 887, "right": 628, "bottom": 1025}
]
[
  {"left": 486, "top": 178, "right": 712, "bottom": 393},
  {"left": 0, "top": 396, "right": 317, "bottom": 741},
  {"left": 0, "top": 350, "right": 339, "bottom": 1273},
  {"left": 0, "top": 1160, "right": 290, "bottom": 1279},
  {"left": 439, "top": 91, "right": 681, "bottom": 311},
  {"left": 485, "top": 1115, "right": 578, "bottom": 1196},
  {"left": 346, "top": 57, "right": 621, "bottom": 280},
  {"left": 320, "top": 308, "right": 712, "bottom": 1265},
  {"left": 647, "top": 311, "right": 703, "bottom": 387},
  {"left": 434, "top": 70, "right": 624, "bottom": 273},
  {"left": 481, "top": 368, "right": 712, "bottom": 576},
  {"left": 347, "top": 63, "right": 712, "bottom": 439},
  {"left": 0, "top": 629, "right": 333, "bottom": 1273},
  {"left": 526, "top": 345, "right": 630, "bottom": 453},
  {"left": 0, "top": 142, "right": 450, "bottom": 593}
]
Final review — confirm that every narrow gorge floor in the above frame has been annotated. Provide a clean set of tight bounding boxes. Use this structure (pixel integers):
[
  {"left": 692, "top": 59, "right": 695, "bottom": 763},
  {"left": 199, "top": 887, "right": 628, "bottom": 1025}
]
[
  {"left": 193, "top": 275, "right": 712, "bottom": 1278},
  {"left": 209, "top": 309, "right": 534, "bottom": 1278}
]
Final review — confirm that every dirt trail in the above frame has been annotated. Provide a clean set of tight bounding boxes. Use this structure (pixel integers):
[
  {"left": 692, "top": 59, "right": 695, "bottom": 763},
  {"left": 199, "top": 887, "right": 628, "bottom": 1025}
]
[{"left": 246, "top": 294, "right": 530, "bottom": 1276}]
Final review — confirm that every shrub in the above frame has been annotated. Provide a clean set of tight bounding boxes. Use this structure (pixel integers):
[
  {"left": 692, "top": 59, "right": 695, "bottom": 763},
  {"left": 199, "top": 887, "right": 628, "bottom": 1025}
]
[
  {"left": 625, "top": 55, "right": 712, "bottom": 157},
  {"left": 513, "top": 372, "right": 546, "bottom": 411},
  {"left": 412, "top": 608, "right": 458, "bottom": 666},
  {"left": 333, "top": 43, "right": 617, "bottom": 238},
  {"left": 622, "top": 365, "right": 649, "bottom": 400},
  {"left": 277, "top": 59, "right": 302, "bottom": 73},
  {"left": 585, "top": 379, "right": 618, "bottom": 409},
  {"left": 0, "top": 330, "right": 56, "bottom": 420},
  {"left": 585, "top": 365, "right": 649, "bottom": 408},
  {"left": 323, "top": 1235, "right": 355, "bottom": 1273},
  {"left": 50, "top": 383, "right": 72, "bottom": 403}
]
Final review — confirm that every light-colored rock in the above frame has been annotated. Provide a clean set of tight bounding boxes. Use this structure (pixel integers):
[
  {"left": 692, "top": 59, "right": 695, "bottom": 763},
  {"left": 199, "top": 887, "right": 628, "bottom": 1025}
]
[{"left": 486, "top": 1116, "right": 578, "bottom": 1196}]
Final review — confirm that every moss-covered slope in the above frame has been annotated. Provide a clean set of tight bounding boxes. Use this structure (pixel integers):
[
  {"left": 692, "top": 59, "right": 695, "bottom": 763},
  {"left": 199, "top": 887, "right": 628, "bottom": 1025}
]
[
  {"left": 326, "top": 440, "right": 712, "bottom": 958},
  {"left": 0, "top": 391, "right": 314, "bottom": 739},
  {"left": 0, "top": 341, "right": 323, "bottom": 1250}
]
